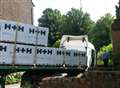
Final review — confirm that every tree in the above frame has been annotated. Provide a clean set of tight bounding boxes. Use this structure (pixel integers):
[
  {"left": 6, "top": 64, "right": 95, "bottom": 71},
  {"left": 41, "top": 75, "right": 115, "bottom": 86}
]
[
  {"left": 88, "top": 13, "right": 114, "bottom": 51},
  {"left": 97, "top": 44, "right": 112, "bottom": 59},
  {"left": 97, "top": 44, "right": 112, "bottom": 65},
  {"left": 52, "top": 39, "right": 60, "bottom": 48},
  {"left": 60, "top": 8, "right": 94, "bottom": 35},
  {"left": 115, "top": 0, "right": 120, "bottom": 20},
  {"left": 38, "top": 8, "right": 94, "bottom": 46},
  {"left": 38, "top": 8, "right": 62, "bottom": 46}
]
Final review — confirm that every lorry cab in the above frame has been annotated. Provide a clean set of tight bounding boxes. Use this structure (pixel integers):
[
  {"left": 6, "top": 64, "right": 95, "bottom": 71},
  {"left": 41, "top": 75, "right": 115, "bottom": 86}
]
[{"left": 60, "top": 35, "right": 96, "bottom": 69}]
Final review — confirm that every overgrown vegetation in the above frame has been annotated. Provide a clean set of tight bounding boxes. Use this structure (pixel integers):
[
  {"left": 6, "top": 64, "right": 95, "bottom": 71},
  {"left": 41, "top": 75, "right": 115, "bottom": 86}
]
[
  {"left": 88, "top": 13, "right": 113, "bottom": 51},
  {"left": 97, "top": 44, "right": 112, "bottom": 65},
  {"left": 53, "top": 39, "right": 60, "bottom": 48},
  {"left": 6, "top": 72, "right": 22, "bottom": 85}
]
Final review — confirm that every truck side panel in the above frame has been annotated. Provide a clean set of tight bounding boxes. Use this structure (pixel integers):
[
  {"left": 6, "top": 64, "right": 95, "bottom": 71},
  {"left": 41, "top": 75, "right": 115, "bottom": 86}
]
[
  {"left": 0, "top": 20, "right": 49, "bottom": 46},
  {"left": 0, "top": 43, "right": 87, "bottom": 66}
]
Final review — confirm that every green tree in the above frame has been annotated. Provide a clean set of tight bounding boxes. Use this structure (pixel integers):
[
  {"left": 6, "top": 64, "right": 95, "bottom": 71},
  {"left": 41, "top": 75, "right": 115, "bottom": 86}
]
[
  {"left": 97, "top": 44, "right": 112, "bottom": 59},
  {"left": 97, "top": 44, "right": 112, "bottom": 65},
  {"left": 60, "top": 8, "right": 94, "bottom": 35},
  {"left": 115, "top": 0, "right": 120, "bottom": 20},
  {"left": 38, "top": 8, "right": 62, "bottom": 46},
  {"left": 88, "top": 13, "right": 114, "bottom": 51},
  {"left": 52, "top": 39, "right": 60, "bottom": 48}
]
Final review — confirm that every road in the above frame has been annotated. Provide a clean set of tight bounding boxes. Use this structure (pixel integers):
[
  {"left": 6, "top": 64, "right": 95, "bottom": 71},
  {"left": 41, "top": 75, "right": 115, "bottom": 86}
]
[{"left": 5, "top": 83, "right": 20, "bottom": 88}]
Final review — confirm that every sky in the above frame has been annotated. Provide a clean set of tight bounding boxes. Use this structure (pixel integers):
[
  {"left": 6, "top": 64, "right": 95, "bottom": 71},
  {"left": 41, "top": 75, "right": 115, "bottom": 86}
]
[{"left": 32, "top": 0, "right": 118, "bottom": 26}]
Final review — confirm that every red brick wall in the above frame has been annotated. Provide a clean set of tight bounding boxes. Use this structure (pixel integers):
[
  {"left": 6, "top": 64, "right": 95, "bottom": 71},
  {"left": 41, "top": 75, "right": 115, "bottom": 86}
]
[
  {"left": 112, "top": 31, "right": 120, "bottom": 53},
  {"left": 0, "top": 0, "right": 33, "bottom": 24},
  {"left": 40, "top": 72, "right": 120, "bottom": 88}
]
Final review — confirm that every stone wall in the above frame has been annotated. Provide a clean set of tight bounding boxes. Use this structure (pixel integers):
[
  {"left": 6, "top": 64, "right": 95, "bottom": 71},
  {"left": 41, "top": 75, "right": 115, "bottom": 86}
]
[
  {"left": 0, "top": 0, "right": 33, "bottom": 24},
  {"left": 40, "top": 71, "right": 120, "bottom": 88}
]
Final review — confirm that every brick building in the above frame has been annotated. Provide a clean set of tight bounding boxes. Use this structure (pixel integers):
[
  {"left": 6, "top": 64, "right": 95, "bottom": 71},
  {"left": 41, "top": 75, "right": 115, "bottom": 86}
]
[{"left": 0, "top": 0, "right": 34, "bottom": 24}]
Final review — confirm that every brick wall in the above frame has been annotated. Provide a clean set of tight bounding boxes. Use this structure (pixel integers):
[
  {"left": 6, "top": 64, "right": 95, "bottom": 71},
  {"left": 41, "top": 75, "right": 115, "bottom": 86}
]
[
  {"left": 0, "top": 0, "right": 33, "bottom": 24},
  {"left": 112, "top": 31, "right": 120, "bottom": 53},
  {"left": 40, "top": 71, "right": 120, "bottom": 88},
  {"left": 21, "top": 71, "right": 120, "bottom": 88},
  {"left": 111, "top": 21, "right": 120, "bottom": 54}
]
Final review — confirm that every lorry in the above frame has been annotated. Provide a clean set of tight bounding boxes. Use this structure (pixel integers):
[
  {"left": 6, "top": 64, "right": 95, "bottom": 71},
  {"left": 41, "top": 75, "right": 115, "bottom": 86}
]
[
  {"left": 60, "top": 35, "right": 96, "bottom": 69},
  {"left": 0, "top": 19, "right": 96, "bottom": 87}
]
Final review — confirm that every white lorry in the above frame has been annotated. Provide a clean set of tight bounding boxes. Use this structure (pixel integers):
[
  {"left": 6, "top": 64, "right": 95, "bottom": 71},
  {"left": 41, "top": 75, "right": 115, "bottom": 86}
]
[
  {"left": 60, "top": 35, "right": 96, "bottom": 69},
  {"left": 0, "top": 19, "right": 96, "bottom": 71}
]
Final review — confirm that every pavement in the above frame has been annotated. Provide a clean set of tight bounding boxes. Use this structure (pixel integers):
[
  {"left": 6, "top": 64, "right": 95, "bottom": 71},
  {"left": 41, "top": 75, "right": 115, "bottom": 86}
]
[{"left": 5, "top": 83, "right": 20, "bottom": 88}]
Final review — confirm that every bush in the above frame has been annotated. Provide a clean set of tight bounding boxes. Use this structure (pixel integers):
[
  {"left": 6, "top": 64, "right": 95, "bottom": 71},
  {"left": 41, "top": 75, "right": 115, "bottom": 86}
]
[
  {"left": 53, "top": 39, "right": 60, "bottom": 48},
  {"left": 6, "top": 72, "right": 22, "bottom": 85},
  {"left": 97, "top": 44, "right": 112, "bottom": 65}
]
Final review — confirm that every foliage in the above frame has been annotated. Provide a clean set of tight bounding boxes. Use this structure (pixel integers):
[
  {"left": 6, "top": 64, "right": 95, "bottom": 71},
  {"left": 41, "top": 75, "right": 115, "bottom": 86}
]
[
  {"left": 115, "top": 1, "right": 120, "bottom": 20},
  {"left": 6, "top": 72, "right": 21, "bottom": 84},
  {"left": 88, "top": 13, "right": 114, "bottom": 51},
  {"left": 38, "top": 8, "right": 113, "bottom": 52},
  {"left": 60, "top": 8, "right": 94, "bottom": 35},
  {"left": 97, "top": 44, "right": 112, "bottom": 59},
  {"left": 97, "top": 44, "right": 112, "bottom": 65},
  {"left": 38, "top": 8, "right": 62, "bottom": 46},
  {"left": 53, "top": 39, "right": 60, "bottom": 48},
  {"left": 38, "top": 8, "right": 94, "bottom": 46}
]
